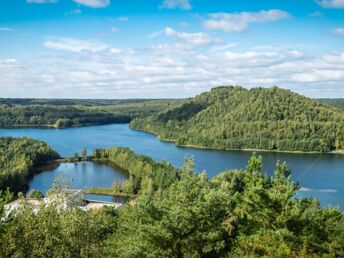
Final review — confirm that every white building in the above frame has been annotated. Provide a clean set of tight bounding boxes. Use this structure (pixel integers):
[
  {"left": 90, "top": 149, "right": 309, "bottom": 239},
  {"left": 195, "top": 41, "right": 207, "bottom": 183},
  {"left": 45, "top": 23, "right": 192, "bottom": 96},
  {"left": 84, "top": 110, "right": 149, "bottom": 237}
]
[{"left": 3, "top": 190, "right": 123, "bottom": 220}]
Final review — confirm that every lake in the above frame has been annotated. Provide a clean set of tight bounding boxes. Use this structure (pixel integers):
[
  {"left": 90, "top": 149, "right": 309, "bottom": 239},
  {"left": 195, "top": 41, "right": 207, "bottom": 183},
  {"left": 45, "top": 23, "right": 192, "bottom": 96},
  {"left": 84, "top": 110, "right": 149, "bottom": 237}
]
[
  {"left": 29, "top": 161, "right": 128, "bottom": 198},
  {"left": 1, "top": 123, "right": 343, "bottom": 208}
]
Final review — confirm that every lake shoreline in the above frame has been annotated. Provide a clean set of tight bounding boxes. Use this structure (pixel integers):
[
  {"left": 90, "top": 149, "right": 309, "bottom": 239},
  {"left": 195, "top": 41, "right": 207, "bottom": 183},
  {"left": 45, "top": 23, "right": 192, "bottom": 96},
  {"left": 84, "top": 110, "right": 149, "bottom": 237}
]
[
  {"left": 6, "top": 123, "right": 339, "bottom": 209},
  {"left": 3, "top": 122, "right": 342, "bottom": 155},
  {"left": 0, "top": 121, "right": 129, "bottom": 130}
]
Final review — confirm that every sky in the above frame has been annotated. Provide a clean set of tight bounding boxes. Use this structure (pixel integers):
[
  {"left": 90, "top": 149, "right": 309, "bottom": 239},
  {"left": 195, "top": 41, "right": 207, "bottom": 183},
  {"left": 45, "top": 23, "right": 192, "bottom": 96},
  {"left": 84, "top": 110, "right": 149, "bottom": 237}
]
[{"left": 0, "top": 0, "right": 344, "bottom": 98}]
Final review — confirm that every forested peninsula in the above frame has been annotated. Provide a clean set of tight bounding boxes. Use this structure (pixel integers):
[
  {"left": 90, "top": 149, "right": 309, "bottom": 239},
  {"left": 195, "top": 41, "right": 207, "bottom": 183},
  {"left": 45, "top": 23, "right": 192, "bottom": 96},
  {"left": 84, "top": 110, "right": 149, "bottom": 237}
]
[
  {"left": 0, "top": 137, "right": 59, "bottom": 192},
  {"left": 130, "top": 86, "right": 344, "bottom": 153}
]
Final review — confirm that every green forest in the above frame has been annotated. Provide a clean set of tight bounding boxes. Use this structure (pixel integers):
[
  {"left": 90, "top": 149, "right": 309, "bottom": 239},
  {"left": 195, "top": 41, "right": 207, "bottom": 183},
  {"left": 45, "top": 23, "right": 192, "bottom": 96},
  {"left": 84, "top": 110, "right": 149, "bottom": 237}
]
[
  {"left": 131, "top": 86, "right": 344, "bottom": 153},
  {"left": 89, "top": 147, "right": 182, "bottom": 197},
  {"left": 318, "top": 99, "right": 344, "bottom": 111},
  {"left": 0, "top": 137, "right": 59, "bottom": 192},
  {"left": 1, "top": 149, "right": 343, "bottom": 257},
  {"left": 0, "top": 99, "right": 183, "bottom": 128}
]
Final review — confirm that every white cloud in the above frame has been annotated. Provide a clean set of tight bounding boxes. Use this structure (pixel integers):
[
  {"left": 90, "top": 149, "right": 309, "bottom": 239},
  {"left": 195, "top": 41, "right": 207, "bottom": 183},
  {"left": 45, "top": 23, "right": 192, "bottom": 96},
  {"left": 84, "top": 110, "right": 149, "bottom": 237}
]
[
  {"left": 300, "top": 187, "right": 338, "bottom": 193},
  {"left": 26, "top": 0, "right": 57, "bottom": 3},
  {"left": 111, "top": 27, "right": 118, "bottom": 32},
  {"left": 73, "top": 0, "right": 110, "bottom": 8},
  {"left": 164, "top": 27, "right": 222, "bottom": 46},
  {"left": 3, "top": 39, "right": 344, "bottom": 98},
  {"left": 110, "top": 48, "right": 122, "bottom": 54},
  {"left": 316, "top": 0, "right": 344, "bottom": 8},
  {"left": 0, "top": 59, "right": 18, "bottom": 67},
  {"left": 149, "top": 43, "right": 195, "bottom": 55},
  {"left": 160, "top": 0, "right": 191, "bottom": 10},
  {"left": 43, "top": 38, "right": 109, "bottom": 53},
  {"left": 204, "top": 9, "right": 290, "bottom": 32},
  {"left": 148, "top": 30, "right": 163, "bottom": 39},
  {"left": 331, "top": 28, "right": 344, "bottom": 37}
]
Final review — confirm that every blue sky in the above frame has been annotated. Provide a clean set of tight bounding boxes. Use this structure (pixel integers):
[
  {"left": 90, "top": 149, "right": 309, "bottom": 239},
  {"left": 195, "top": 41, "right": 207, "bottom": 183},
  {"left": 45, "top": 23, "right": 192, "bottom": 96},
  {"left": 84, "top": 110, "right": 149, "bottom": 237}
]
[{"left": 0, "top": 0, "right": 344, "bottom": 98}]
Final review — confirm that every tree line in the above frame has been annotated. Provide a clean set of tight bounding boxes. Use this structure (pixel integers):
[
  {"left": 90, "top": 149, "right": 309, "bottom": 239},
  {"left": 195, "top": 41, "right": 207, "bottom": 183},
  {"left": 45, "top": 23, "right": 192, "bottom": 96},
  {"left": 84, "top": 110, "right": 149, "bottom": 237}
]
[
  {"left": 0, "top": 99, "right": 184, "bottom": 128},
  {"left": 318, "top": 98, "right": 344, "bottom": 111}
]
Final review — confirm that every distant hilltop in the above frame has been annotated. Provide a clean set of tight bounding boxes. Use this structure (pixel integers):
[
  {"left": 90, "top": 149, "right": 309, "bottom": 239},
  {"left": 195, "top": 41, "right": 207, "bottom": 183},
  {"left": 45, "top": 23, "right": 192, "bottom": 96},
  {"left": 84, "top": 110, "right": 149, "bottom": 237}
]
[{"left": 130, "top": 86, "right": 344, "bottom": 153}]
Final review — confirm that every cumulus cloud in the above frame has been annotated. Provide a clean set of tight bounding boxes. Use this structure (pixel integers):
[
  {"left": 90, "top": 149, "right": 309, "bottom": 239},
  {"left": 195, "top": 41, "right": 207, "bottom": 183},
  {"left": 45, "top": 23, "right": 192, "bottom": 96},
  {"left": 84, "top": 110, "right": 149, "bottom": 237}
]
[
  {"left": 73, "top": 0, "right": 110, "bottom": 8},
  {"left": 160, "top": 0, "right": 191, "bottom": 10},
  {"left": 26, "top": 0, "right": 58, "bottom": 3},
  {"left": 0, "top": 59, "right": 18, "bottom": 66},
  {"left": 43, "top": 38, "right": 109, "bottom": 53},
  {"left": 110, "top": 48, "right": 122, "bottom": 54},
  {"left": 164, "top": 27, "right": 222, "bottom": 46},
  {"left": 331, "top": 28, "right": 344, "bottom": 37},
  {"left": 3, "top": 38, "right": 344, "bottom": 98},
  {"left": 316, "top": 0, "right": 344, "bottom": 8},
  {"left": 204, "top": 9, "right": 290, "bottom": 32}
]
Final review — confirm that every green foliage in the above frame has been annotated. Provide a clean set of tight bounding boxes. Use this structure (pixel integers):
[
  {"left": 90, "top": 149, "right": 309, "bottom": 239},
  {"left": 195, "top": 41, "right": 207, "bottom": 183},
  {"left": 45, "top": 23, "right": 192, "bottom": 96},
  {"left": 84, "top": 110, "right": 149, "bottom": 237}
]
[
  {"left": 0, "top": 98, "right": 184, "bottom": 128},
  {"left": 0, "top": 188, "right": 13, "bottom": 218},
  {"left": 318, "top": 98, "right": 344, "bottom": 111},
  {"left": 91, "top": 147, "right": 181, "bottom": 196},
  {"left": 0, "top": 150, "right": 343, "bottom": 257},
  {"left": 28, "top": 189, "right": 43, "bottom": 199},
  {"left": 0, "top": 202, "right": 117, "bottom": 258},
  {"left": 0, "top": 137, "right": 60, "bottom": 192},
  {"left": 131, "top": 86, "right": 344, "bottom": 152},
  {"left": 107, "top": 155, "right": 344, "bottom": 257},
  {"left": 246, "top": 152, "right": 263, "bottom": 173}
]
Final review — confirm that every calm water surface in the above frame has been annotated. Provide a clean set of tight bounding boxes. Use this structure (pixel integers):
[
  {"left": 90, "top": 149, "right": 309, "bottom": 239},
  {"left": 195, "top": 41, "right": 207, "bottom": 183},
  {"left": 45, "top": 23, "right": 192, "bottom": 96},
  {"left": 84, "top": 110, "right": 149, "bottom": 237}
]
[
  {"left": 1, "top": 124, "right": 343, "bottom": 208},
  {"left": 29, "top": 162, "right": 128, "bottom": 195}
]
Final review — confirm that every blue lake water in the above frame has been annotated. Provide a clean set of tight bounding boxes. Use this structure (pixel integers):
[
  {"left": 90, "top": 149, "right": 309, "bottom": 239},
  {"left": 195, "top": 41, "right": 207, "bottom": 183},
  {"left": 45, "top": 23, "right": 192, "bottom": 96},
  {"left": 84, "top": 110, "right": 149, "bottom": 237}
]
[
  {"left": 29, "top": 161, "right": 128, "bottom": 195},
  {"left": 1, "top": 123, "right": 343, "bottom": 208}
]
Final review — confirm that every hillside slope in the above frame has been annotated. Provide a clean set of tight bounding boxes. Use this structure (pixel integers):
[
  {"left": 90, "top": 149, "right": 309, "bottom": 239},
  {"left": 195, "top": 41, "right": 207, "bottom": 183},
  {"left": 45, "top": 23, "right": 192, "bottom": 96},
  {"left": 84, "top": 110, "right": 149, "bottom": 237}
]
[{"left": 130, "top": 86, "right": 344, "bottom": 152}]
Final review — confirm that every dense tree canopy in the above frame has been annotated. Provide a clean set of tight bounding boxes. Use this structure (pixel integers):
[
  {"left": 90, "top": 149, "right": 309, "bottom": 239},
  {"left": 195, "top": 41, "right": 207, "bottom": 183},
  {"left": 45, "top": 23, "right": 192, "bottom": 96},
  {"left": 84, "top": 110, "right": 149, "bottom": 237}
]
[
  {"left": 0, "top": 201, "right": 117, "bottom": 258},
  {"left": 91, "top": 147, "right": 181, "bottom": 196},
  {"left": 0, "top": 99, "right": 184, "bottom": 128},
  {"left": 1, "top": 149, "right": 343, "bottom": 257},
  {"left": 0, "top": 137, "right": 60, "bottom": 192},
  {"left": 318, "top": 99, "right": 344, "bottom": 111},
  {"left": 107, "top": 154, "right": 344, "bottom": 257},
  {"left": 131, "top": 86, "right": 344, "bottom": 152}
]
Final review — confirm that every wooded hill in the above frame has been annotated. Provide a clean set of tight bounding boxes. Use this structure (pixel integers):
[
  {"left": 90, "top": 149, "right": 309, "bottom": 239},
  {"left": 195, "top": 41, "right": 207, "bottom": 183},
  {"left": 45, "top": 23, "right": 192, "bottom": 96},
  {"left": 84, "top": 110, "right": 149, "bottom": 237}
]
[{"left": 130, "top": 86, "right": 344, "bottom": 152}]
